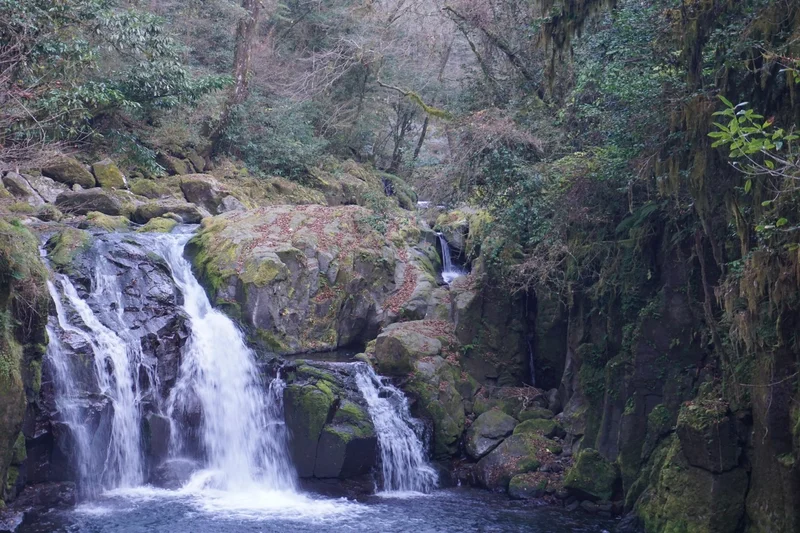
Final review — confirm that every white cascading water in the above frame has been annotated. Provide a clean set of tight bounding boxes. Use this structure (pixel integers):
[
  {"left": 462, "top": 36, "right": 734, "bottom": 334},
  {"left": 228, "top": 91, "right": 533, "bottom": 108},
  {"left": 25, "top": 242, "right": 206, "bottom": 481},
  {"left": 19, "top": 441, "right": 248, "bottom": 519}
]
[
  {"left": 354, "top": 364, "right": 438, "bottom": 494},
  {"left": 437, "top": 233, "right": 464, "bottom": 284},
  {"left": 149, "top": 233, "right": 296, "bottom": 493},
  {"left": 47, "top": 278, "right": 144, "bottom": 489}
]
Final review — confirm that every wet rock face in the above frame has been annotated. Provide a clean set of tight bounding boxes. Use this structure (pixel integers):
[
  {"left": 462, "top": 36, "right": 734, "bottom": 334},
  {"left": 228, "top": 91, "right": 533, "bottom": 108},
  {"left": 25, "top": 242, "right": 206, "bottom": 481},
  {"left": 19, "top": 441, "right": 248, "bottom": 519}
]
[
  {"left": 36, "top": 232, "right": 190, "bottom": 486},
  {"left": 187, "top": 205, "right": 438, "bottom": 355},
  {"left": 282, "top": 362, "right": 377, "bottom": 480}
]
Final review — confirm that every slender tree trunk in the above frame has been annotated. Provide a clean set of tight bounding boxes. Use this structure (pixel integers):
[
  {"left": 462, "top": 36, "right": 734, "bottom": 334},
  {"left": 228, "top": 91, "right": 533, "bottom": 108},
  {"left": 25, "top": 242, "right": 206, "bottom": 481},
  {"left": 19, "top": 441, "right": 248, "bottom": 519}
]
[
  {"left": 210, "top": 0, "right": 262, "bottom": 155},
  {"left": 411, "top": 116, "right": 429, "bottom": 165}
]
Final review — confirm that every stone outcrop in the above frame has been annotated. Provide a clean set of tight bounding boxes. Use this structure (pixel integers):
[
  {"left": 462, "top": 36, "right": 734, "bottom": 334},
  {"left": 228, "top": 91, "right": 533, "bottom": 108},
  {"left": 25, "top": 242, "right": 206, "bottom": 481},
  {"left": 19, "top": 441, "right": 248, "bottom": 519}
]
[
  {"left": 92, "top": 159, "right": 126, "bottom": 189},
  {"left": 42, "top": 157, "right": 96, "bottom": 189},
  {"left": 187, "top": 205, "right": 438, "bottom": 354},
  {"left": 283, "top": 362, "right": 376, "bottom": 480},
  {"left": 55, "top": 189, "right": 124, "bottom": 216},
  {"left": 465, "top": 410, "right": 518, "bottom": 460}
]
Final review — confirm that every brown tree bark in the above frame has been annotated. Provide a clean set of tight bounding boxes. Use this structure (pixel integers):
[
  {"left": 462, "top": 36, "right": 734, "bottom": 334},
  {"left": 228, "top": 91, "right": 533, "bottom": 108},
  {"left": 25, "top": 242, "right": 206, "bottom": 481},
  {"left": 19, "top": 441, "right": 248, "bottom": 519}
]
[{"left": 210, "top": 0, "right": 262, "bottom": 155}]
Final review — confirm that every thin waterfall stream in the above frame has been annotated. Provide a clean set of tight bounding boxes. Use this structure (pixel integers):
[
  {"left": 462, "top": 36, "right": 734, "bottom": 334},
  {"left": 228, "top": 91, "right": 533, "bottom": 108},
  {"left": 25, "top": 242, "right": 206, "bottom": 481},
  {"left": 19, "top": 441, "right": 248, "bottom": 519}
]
[
  {"left": 437, "top": 233, "right": 465, "bottom": 284},
  {"left": 353, "top": 364, "right": 438, "bottom": 494}
]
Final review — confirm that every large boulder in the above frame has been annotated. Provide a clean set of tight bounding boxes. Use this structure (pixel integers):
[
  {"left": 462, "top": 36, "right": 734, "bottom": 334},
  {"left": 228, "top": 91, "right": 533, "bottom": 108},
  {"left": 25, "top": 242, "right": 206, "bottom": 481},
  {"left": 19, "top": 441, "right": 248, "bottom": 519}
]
[
  {"left": 283, "top": 363, "right": 377, "bottom": 479},
  {"left": 133, "top": 200, "right": 206, "bottom": 224},
  {"left": 314, "top": 400, "right": 377, "bottom": 479},
  {"left": 465, "top": 410, "right": 518, "bottom": 460},
  {"left": 475, "top": 432, "right": 555, "bottom": 491},
  {"left": 55, "top": 189, "right": 124, "bottom": 216},
  {"left": 2, "top": 172, "right": 44, "bottom": 206},
  {"left": 563, "top": 448, "right": 619, "bottom": 501},
  {"left": 187, "top": 206, "right": 437, "bottom": 354},
  {"left": 371, "top": 320, "right": 470, "bottom": 458},
  {"left": 180, "top": 175, "right": 243, "bottom": 215},
  {"left": 92, "top": 159, "right": 126, "bottom": 189},
  {"left": 374, "top": 323, "right": 442, "bottom": 376},
  {"left": 43, "top": 156, "right": 96, "bottom": 188},
  {"left": 26, "top": 174, "right": 70, "bottom": 204}
]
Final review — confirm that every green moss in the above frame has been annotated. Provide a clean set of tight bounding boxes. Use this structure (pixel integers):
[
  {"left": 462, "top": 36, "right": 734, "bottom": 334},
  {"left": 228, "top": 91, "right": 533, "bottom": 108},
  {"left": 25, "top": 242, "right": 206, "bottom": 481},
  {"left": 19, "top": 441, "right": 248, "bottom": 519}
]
[
  {"left": 514, "top": 418, "right": 561, "bottom": 437},
  {"left": 29, "top": 360, "right": 41, "bottom": 395},
  {"left": 46, "top": 228, "right": 93, "bottom": 272},
  {"left": 137, "top": 217, "right": 178, "bottom": 233},
  {"left": 254, "top": 329, "right": 289, "bottom": 353},
  {"left": 517, "top": 407, "right": 554, "bottom": 421},
  {"left": 564, "top": 448, "right": 619, "bottom": 501},
  {"left": 11, "top": 432, "right": 25, "bottom": 464},
  {"left": 5, "top": 465, "right": 18, "bottom": 493},
  {"left": 240, "top": 258, "right": 285, "bottom": 286},
  {"left": 85, "top": 211, "right": 131, "bottom": 232},
  {"left": 130, "top": 178, "right": 169, "bottom": 199}
]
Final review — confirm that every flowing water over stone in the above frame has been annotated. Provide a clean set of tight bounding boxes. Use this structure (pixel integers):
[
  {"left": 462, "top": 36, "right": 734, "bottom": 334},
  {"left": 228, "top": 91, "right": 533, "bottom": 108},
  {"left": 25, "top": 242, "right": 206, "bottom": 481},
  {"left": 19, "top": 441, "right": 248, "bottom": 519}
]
[
  {"left": 42, "top": 230, "right": 336, "bottom": 516},
  {"left": 354, "top": 364, "right": 438, "bottom": 494},
  {"left": 48, "top": 276, "right": 144, "bottom": 492},
  {"left": 33, "top": 228, "right": 614, "bottom": 532},
  {"left": 151, "top": 234, "right": 295, "bottom": 492},
  {"left": 437, "top": 233, "right": 464, "bottom": 284}
]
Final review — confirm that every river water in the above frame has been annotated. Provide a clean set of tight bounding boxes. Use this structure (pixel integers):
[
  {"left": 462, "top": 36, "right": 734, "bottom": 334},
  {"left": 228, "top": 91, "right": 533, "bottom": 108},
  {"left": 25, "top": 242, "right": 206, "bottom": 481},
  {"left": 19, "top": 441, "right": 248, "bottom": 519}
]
[{"left": 19, "top": 488, "right": 613, "bottom": 532}]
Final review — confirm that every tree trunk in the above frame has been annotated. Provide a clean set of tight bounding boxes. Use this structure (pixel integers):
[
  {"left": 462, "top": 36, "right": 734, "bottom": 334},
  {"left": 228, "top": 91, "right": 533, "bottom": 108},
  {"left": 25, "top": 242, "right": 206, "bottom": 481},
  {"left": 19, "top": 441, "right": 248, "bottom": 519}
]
[
  {"left": 411, "top": 116, "right": 429, "bottom": 165},
  {"left": 210, "top": 0, "right": 262, "bottom": 155}
]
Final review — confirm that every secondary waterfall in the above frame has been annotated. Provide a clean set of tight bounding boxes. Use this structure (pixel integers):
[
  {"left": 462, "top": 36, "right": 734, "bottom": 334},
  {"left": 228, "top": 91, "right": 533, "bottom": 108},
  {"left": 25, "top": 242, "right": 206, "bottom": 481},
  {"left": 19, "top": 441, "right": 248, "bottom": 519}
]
[
  {"left": 354, "top": 364, "right": 438, "bottom": 494},
  {"left": 47, "top": 277, "right": 145, "bottom": 491},
  {"left": 437, "top": 233, "right": 464, "bottom": 284}
]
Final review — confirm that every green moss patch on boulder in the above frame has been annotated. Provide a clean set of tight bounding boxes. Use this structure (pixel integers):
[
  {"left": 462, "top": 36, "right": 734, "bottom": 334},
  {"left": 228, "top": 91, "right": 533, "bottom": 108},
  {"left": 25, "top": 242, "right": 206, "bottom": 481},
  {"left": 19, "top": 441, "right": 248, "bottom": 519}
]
[
  {"left": 475, "top": 432, "right": 555, "bottom": 490},
  {"left": 465, "top": 410, "right": 518, "bottom": 460},
  {"left": 563, "top": 449, "right": 619, "bottom": 502},
  {"left": 129, "top": 178, "right": 170, "bottom": 199},
  {"left": 83, "top": 211, "right": 130, "bottom": 232},
  {"left": 636, "top": 435, "right": 748, "bottom": 533},
  {"left": 513, "top": 418, "right": 565, "bottom": 439},
  {"left": 45, "top": 228, "right": 93, "bottom": 273},
  {"left": 137, "top": 217, "right": 178, "bottom": 234},
  {"left": 284, "top": 382, "right": 335, "bottom": 478},
  {"left": 42, "top": 156, "right": 96, "bottom": 188},
  {"left": 92, "top": 159, "right": 126, "bottom": 189}
]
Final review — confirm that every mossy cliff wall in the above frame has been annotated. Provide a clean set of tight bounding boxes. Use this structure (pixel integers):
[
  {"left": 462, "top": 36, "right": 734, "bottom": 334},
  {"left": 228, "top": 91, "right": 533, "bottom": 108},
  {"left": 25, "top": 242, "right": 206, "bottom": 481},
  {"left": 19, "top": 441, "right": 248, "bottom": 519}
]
[{"left": 0, "top": 220, "right": 49, "bottom": 508}]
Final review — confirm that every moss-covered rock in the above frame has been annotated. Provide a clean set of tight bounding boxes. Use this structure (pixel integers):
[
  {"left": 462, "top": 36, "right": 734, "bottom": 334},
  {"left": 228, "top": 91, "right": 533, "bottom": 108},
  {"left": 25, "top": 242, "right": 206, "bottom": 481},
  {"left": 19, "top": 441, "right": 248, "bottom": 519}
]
[
  {"left": 465, "top": 410, "right": 518, "bottom": 460},
  {"left": 129, "top": 178, "right": 170, "bottom": 199},
  {"left": 0, "top": 220, "right": 49, "bottom": 504},
  {"left": 133, "top": 200, "right": 206, "bottom": 224},
  {"left": 508, "top": 472, "right": 549, "bottom": 500},
  {"left": 137, "top": 217, "right": 178, "bottom": 234},
  {"left": 314, "top": 400, "right": 377, "bottom": 479},
  {"left": 475, "top": 433, "right": 553, "bottom": 490},
  {"left": 92, "top": 159, "right": 126, "bottom": 189},
  {"left": 43, "top": 156, "right": 97, "bottom": 188},
  {"left": 55, "top": 189, "right": 125, "bottom": 216},
  {"left": 636, "top": 435, "right": 748, "bottom": 533},
  {"left": 45, "top": 228, "right": 93, "bottom": 273},
  {"left": 284, "top": 382, "right": 335, "bottom": 478},
  {"left": 374, "top": 323, "right": 442, "bottom": 376},
  {"left": 518, "top": 407, "right": 555, "bottom": 421},
  {"left": 563, "top": 449, "right": 619, "bottom": 502},
  {"left": 513, "top": 418, "right": 564, "bottom": 439},
  {"left": 83, "top": 211, "right": 131, "bottom": 232},
  {"left": 186, "top": 206, "right": 434, "bottom": 354}
]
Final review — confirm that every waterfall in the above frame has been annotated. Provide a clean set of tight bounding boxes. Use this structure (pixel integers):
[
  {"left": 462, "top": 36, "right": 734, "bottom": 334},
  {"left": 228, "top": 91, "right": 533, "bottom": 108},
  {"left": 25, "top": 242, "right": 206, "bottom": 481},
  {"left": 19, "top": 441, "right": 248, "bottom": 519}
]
[
  {"left": 354, "top": 364, "right": 438, "bottom": 494},
  {"left": 48, "top": 277, "right": 145, "bottom": 490},
  {"left": 153, "top": 233, "right": 295, "bottom": 492},
  {"left": 437, "top": 233, "right": 464, "bottom": 284},
  {"left": 44, "top": 231, "right": 296, "bottom": 498},
  {"left": 527, "top": 338, "right": 537, "bottom": 387}
]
